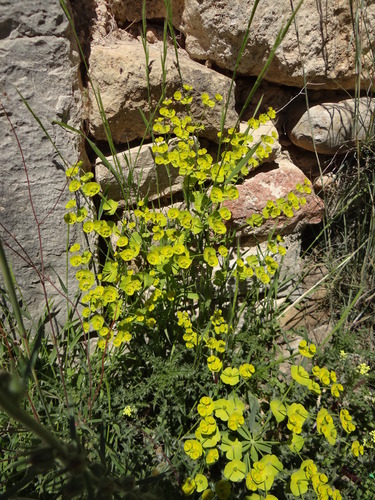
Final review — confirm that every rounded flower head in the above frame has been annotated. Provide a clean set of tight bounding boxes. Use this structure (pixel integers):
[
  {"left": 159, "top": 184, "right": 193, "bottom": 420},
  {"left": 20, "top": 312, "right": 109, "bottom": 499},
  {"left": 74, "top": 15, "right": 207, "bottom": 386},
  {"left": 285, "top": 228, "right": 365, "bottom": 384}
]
[
  {"left": 351, "top": 440, "right": 364, "bottom": 457},
  {"left": 298, "top": 340, "right": 316, "bottom": 358},
  {"left": 197, "top": 396, "right": 214, "bottom": 417},
  {"left": 357, "top": 363, "right": 370, "bottom": 375},
  {"left": 184, "top": 439, "right": 203, "bottom": 460},
  {"left": 340, "top": 409, "right": 356, "bottom": 433},
  {"left": 199, "top": 416, "right": 217, "bottom": 435},
  {"left": 224, "top": 459, "right": 246, "bottom": 482},
  {"left": 182, "top": 477, "right": 196, "bottom": 496},
  {"left": 228, "top": 412, "right": 244, "bottom": 431},
  {"left": 195, "top": 474, "right": 208, "bottom": 493},
  {"left": 81, "top": 181, "right": 100, "bottom": 197},
  {"left": 206, "top": 448, "right": 219, "bottom": 465},
  {"left": 220, "top": 367, "right": 240, "bottom": 386},
  {"left": 207, "top": 356, "right": 223, "bottom": 373},
  {"left": 239, "top": 363, "right": 255, "bottom": 379}
]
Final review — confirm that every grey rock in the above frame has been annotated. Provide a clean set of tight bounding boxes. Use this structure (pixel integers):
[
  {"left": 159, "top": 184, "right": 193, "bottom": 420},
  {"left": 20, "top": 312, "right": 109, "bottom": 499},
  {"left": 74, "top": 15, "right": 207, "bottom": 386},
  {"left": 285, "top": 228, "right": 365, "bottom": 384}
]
[
  {"left": 287, "top": 98, "right": 375, "bottom": 154},
  {"left": 0, "top": 0, "right": 84, "bottom": 326}
]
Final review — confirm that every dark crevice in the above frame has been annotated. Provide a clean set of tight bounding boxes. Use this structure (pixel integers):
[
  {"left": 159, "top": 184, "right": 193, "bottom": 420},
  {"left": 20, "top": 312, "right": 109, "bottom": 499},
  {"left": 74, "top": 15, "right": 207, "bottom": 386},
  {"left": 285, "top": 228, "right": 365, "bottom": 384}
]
[{"left": 68, "top": 0, "right": 97, "bottom": 87}]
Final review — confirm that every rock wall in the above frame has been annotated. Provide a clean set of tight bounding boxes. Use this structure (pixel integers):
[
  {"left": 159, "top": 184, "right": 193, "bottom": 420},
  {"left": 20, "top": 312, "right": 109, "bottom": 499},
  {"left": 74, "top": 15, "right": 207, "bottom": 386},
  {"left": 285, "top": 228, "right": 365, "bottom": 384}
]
[
  {"left": 85, "top": 0, "right": 375, "bottom": 247},
  {"left": 1, "top": 0, "right": 374, "bottom": 319},
  {"left": 0, "top": 0, "right": 84, "bottom": 323}
]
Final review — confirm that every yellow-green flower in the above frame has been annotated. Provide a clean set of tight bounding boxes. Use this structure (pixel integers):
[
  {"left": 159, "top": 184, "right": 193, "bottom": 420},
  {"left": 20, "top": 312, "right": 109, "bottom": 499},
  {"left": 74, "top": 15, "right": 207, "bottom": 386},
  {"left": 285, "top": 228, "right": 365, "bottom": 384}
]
[
  {"left": 298, "top": 340, "right": 316, "bottom": 358},
  {"left": 176, "top": 254, "right": 192, "bottom": 269},
  {"left": 184, "top": 439, "right": 203, "bottom": 460},
  {"left": 224, "top": 459, "right": 246, "bottom": 482},
  {"left": 207, "top": 356, "right": 222, "bottom": 373},
  {"left": 69, "top": 243, "right": 81, "bottom": 252},
  {"left": 182, "top": 477, "right": 196, "bottom": 496},
  {"left": 218, "top": 245, "right": 228, "bottom": 257},
  {"left": 340, "top": 409, "right": 356, "bottom": 433},
  {"left": 351, "top": 440, "right": 364, "bottom": 457},
  {"left": 64, "top": 212, "right": 77, "bottom": 225},
  {"left": 65, "top": 165, "right": 79, "bottom": 177},
  {"left": 70, "top": 255, "right": 82, "bottom": 267},
  {"left": 205, "top": 448, "right": 219, "bottom": 465},
  {"left": 199, "top": 416, "right": 217, "bottom": 435},
  {"left": 331, "top": 383, "right": 344, "bottom": 398},
  {"left": 239, "top": 363, "right": 255, "bottom": 379},
  {"left": 91, "top": 314, "right": 105, "bottom": 330},
  {"left": 122, "top": 405, "right": 134, "bottom": 417},
  {"left": 197, "top": 396, "right": 214, "bottom": 417},
  {"left": 81, "top": 181, "right": 100, "bottom": 197},
  {"left": 68, "top": 179, "right": 81, "bottom": 192},
  {"left": 220, "top": 367, "right": 240, "bottom": 386},
  {"left": 357, "top": 363, "right": 370, "bottom": 375},
  {"left": 228, "top": 412, "right": 244, "bottom": 431},
  {"left": 195, "top": 474, "right": 208, "bottom": 493},
  {"left": 287, "top": 403, "right": 308, "bottom": 435}
]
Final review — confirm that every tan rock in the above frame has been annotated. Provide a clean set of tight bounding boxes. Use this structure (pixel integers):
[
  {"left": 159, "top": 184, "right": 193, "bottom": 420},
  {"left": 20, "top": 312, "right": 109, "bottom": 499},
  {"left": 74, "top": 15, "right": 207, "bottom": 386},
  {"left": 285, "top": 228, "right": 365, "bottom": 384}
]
[
  {"left": 180, "top": 0, "right": 375, "bottom": 90},
  {"left": 287, "top": 98, "right": 375, "bottom": 154},
  {"left": 224, "top": 158, "right": 324, "bottom": 241},
  {"left": 239, "top": 121, "right": 281, "bottom": 163},
  {"left": 88, "top": 39, "right": 238, "bottom": 143}
]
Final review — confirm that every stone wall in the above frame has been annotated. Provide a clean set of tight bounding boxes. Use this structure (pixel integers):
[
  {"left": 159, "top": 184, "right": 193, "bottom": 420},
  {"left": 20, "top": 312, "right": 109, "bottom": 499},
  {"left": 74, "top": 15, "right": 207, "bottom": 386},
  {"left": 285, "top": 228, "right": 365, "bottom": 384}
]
[
  {"left": 1, "top": 0, "right": 374, "bottom": 320},
  {"left": 0, "top": 0, "right": 84, "bottom": 323}
]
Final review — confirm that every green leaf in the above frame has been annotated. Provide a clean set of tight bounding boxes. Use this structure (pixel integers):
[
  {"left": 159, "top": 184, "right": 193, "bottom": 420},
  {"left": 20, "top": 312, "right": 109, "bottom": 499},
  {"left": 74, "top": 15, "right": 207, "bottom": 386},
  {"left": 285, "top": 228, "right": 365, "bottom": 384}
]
[
  {"left": 270, "top": 399, "right": 287, "bottom": 423},
  {"left": 221, "top": 434, "right": 243, "bottom": 460},
  {"left": 130, "top": 231, "right": 142, "bottom": 246},
  {"left": 259, "top": 454, "right": 283, "bottom": 476},
  {"left": 288, "top": 433, "right": 305, "bottom": 453},
  {"left": 102, "top": 261, "right": 118, "bottom": 283},
  {"left": 291, "top": 365, "right": 311, "bottom": 387},
  {"left": 290, "top": 470, "right": 309, "bottom": 496},
  {"left": 102, "top": 199, "right": 119, "bottom": 215}
]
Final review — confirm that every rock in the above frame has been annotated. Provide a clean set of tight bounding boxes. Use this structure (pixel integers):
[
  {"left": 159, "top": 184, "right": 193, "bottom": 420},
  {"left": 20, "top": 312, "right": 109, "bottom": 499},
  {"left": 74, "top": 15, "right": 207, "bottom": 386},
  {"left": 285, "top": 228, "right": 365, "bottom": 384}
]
[
  {"left": 239, "top": 121, "right": 281, "bottom": 163},
  {"left": 95, "top": 141, "right": 184, "bottom": 204},
  {"left": 0, "top": 0, "right": 84, "bottom": 324},
  {"left": 287, "top": 98, "right": 375, "bottom": 154},
  {"left": 88, "top": 39, "right": 238, "bottom": 143},
  {"left": 180, "top": 0, "right": 375, "bottom": 90},
  {"left": 224, "top": 158, "right": 324, "bottom": 242}
]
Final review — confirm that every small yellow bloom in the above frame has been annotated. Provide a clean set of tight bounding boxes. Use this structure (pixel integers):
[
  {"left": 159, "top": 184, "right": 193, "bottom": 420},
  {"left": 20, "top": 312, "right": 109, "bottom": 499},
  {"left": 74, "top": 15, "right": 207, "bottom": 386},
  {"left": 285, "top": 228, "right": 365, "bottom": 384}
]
[
  {"left": 182, "top": 477, "right": 196, "bottom": 496},
  {"left": 357, "top": 363, "right": 370, "bottom": 375},
  {"left": 351, "top": 440, "right": 364, "bottom": 457},
  {"left": 123, "top": 405, "right": 134, "bottom": 417},
  {"left": 239, "top": 363, "right": 255, "bottom": 380}
]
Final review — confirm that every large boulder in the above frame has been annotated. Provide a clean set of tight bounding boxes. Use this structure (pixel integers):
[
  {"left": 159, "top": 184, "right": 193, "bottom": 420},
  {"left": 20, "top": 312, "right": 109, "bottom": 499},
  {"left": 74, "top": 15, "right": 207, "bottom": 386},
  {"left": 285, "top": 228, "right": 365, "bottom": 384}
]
[
  {"left": 179, "top": 0, "right": 375, "bottom": 90},
  {"left": 88, "top": 39, "right": 238, "bottom": 144},
  {"left": 287, "top": 98, "right": 375, "bottom": 154},
  {"left": 0, "top": 0, "right": 84, "bottom": 324},
  {"left": 224, "top": 158, "right": 324, "bottom": 242}
]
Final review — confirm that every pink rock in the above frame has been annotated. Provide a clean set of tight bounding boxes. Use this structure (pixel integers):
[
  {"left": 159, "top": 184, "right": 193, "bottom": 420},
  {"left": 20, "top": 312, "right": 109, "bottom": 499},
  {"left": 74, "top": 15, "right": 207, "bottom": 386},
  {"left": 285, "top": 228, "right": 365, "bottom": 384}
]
[{"left": 224, "top": 159, "right": 324, "bottom": 241}]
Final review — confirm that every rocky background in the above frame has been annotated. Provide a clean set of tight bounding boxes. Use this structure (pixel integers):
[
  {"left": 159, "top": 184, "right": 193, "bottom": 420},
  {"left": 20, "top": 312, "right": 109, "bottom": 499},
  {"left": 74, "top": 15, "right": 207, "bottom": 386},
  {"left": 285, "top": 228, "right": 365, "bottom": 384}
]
[{"left": 1, "top": 0, "right": 374, "bottom": 322}]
